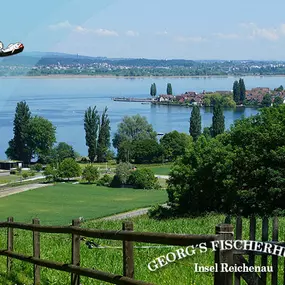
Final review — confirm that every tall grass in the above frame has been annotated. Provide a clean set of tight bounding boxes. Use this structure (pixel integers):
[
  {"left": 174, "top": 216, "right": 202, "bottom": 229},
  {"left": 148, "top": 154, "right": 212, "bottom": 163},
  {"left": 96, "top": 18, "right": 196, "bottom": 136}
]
[{"left": 1, "top": 215, "right": 284, "bottom": 284}]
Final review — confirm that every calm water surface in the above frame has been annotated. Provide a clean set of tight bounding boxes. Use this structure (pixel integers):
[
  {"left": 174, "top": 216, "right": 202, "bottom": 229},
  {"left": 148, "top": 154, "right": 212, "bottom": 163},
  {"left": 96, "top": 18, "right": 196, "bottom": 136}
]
[{"left": 1, "top": 76, "right": 284, "bottom": 159}]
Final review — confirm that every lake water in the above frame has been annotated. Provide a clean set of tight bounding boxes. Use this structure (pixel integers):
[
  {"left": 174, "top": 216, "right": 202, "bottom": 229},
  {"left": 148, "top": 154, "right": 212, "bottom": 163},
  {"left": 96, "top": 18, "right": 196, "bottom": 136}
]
[{"left": 0, "top": 75, "right": 284, "bottom": 159}]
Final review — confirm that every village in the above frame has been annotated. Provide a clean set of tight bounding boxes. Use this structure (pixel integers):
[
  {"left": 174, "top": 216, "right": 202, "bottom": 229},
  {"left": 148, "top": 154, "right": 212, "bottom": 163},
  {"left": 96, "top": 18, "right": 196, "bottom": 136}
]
[{"left": 156, "top": 86, "right": 285, "bottom": 106}]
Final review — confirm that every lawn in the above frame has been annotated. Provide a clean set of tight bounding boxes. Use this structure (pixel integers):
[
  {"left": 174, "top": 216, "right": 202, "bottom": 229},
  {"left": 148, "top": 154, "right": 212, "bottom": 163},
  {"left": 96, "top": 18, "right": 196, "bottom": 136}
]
[
  {"left": 0, "top": 183, "right": 167, "bottom": 225},
  {"left": 79, "top": 162, "right": 172, "bottom": 175},
  {"left": 0, "top": 215, "right": 283, "bottom": 285}
]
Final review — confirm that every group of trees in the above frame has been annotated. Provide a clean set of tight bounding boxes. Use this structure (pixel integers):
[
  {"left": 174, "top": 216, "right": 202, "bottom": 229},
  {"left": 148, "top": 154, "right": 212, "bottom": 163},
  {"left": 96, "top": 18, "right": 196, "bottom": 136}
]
[
  {"left": 112, "top": 115, "right": 192, "bottom": 164},
  {"left": 165, "top": 104, "right": 285, "bottom": 217},
  {"left": 233, "top": 78, "right": 246, "bottom": 104},
  {"left": 84, "top": 106, "right": 111, "bottom": 163},
  {"left": 111, "top": 162, "right": 160, "bottom": 189},
  {"left": 5, "top": 101, "right": 56, "bottom": 164},
  {"left": 189, "top": 105, "right": 225, "bottom": 141},
  {"left": 149, "top": 83, "right": 173, "bottom": 97},
  {"left": 203, "top": 93, "right": 236, "bottom": 108}
]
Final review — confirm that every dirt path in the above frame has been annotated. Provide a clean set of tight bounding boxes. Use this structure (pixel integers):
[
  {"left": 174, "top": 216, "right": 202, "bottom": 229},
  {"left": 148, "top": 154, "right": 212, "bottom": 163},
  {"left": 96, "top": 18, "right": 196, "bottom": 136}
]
[
  {"left": 99, "top": 203, "right": 168, "bottom": 221},
  {"left": 0, "top": 183, "right": 50, "bottom": 198}
]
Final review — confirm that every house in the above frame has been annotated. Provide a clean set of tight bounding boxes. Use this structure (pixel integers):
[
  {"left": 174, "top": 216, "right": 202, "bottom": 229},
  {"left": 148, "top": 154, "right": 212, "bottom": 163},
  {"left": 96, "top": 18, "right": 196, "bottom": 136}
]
[
  {"left": 158, "top": 95, "right": 175, "bottom": 102},
  {"left": 245, "top": 87, "right": 271, "bottom": 103},
  {"left": 0, "top": 160, "right": 23, "bottom": 170}
]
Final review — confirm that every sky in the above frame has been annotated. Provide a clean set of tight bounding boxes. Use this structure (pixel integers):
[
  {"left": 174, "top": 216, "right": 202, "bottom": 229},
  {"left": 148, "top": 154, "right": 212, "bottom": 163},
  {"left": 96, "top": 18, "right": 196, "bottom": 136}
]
[{"left": 1, "top": 0, "right": 285, "bottom": 60}]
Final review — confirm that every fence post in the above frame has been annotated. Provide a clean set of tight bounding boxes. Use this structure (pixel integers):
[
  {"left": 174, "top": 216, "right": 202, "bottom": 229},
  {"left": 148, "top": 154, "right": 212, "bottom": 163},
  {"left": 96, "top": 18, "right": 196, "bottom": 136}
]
[
  {"left": 71, "top": 219, "right": 81, "bottom": 285},
  {"left": 33, "top": 218, "right": 40, "bottom": 285},
  {"left": 214, "top": 223, "right": 234, "bottom": 285},
  {"left": 122, "top": 221, "right": 134, "bottom": 278},
  {"left": 7, "top": 217, "right": 14, "bottom": 275}
]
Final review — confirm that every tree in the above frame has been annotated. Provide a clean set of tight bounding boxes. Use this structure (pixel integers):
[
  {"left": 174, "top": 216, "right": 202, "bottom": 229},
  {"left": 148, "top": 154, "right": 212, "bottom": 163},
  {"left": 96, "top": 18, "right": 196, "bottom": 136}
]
[
  {"left": 274, "top": 85, "right": 284, "bottom": 92},
  {"left": 84, "top": 106, "right": 100, "bottom": 162},
  {"left": 43, "top": 164, "right": 58, "bottom": 182},
  {"left": 189, "top": 106, "right": 201, "bottom": 141},
  {"left": 5, "top": 101, "right": 32, "bottom": 163},
  {"left": 54, "top": 142, "right": 75, "bottom": 162},
  {"left": 28, "top": 116, "right": 56, "bottom": 161},
  {"left": 113, "top": 115, "right": 157, "bottom": 162},
  {"left": 111, "top": 162, "right": 133, "bottom": 186},
  {"left": 82, "top": 165, "right": 100, "bottom": 184},
  {"left": 274, "top": 96, "right": 283, "bottom": 106},
  {"left": 212, "top": 104, "right": 225, "bottom": 137},
  {"left": 150, "top": 83, "right": 157, "bottom": 97},
  {"left": 132, "top": 139, "right": 163, "bottom": 164},
  {"left": 58, "top": 158, "right": 81, "bottom": 181},
  {"left": 97, "top": 107, "right": 111, "bottom": 162},
  {"left": 239, "top": 78, "right": 246, "bottom": 102},
  {"left": 128, "top": 168, "right": 160, "bottom": 189},
  {"left": 261, "top": 94, "right": 272, "bottom": 107},
  {"left": 160, "top": 131, "right": 192, "bottom": 161},
  {"left": 233, "top": 81, "right": 240, "bottom": 104},
  {"left": 166, "top": 83, "right": 173, "bottom": 95}
]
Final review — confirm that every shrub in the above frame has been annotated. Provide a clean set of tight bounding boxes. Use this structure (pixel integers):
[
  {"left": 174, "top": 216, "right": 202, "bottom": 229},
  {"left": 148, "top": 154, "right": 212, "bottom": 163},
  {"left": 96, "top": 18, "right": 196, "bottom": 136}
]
[
  {"left": 43, "top": 164, "right": 58, "bottom": 182},
  {"left": 58, "top": 158, "right": 81, "bottom": 181},
  {"left": 110, "top": 175, "right": 122, "bottom": 188},
  {"left": 148, "top": 204, "right": 177, "bottom": 220},
  {"left": 29, "top": 170, "right": 36, "bottom": 176},
  {"left": 22, "top": 172, "right": 29, "bottom": 179},
  {"left": 127, "top": 168, "right": 160, "bottom": 189},
  {"left": 32, "top": 163, "right": 42, "bottom": 172},
  {"left": 114, "top": 162, "right": 133, "bottom": 185},
  {"left": 10, "top": 170, "right": 16, "bottom": 175},
  {"left": 82, "top": 165, "right": 100, "bottom": 184},
  {"left": 96, "top": 174, "right": 113, "bottom": 186}
]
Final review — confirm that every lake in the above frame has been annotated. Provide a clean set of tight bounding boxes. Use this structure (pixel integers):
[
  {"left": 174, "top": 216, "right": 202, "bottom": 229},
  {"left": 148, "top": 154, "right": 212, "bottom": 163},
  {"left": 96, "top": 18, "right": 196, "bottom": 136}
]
[{"left": 0, "top": 75, "right": 283, "bottom": 159}]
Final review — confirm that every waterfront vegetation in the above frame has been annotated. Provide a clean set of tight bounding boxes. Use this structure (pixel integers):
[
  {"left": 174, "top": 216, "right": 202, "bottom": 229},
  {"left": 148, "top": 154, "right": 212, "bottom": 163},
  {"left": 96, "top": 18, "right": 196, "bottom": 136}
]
[{"left": 0, "top": 215, "right": 284, "bottom": 284}]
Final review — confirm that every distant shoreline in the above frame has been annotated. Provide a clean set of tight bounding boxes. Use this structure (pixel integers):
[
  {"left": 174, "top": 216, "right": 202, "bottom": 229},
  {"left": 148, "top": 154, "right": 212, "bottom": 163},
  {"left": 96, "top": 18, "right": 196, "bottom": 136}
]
[{"left": 1, "top": 74, "right": 285, "bottom": 79}]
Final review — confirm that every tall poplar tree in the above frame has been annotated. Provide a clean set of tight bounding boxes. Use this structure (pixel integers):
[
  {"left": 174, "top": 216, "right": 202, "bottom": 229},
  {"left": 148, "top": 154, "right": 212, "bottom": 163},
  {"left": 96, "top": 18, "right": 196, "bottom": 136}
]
[
  {"left": 5, "top": 101, "right": 32, "bottom": 163},
  {"left": 212, "top": 104, "right": 225, "bottom": 137},
  {"left": 167, "top": 83, "right": 173, "bottom": 95},
  {"left": 150, "top": 83, "right": 157, "bottom": 97},
  {"left": 97, "top": 107, "right": 111, "bottom": 162},
  {"left": 84, "top": 106, "right": 99, "bottom": 162},
  {"left": 233, "top": 81, "right": 240, "bottom": 104},
  {"left": 189, "top": 106, "right": 201, "bottom": 141},
  {"left": 239, "top": 78, "right": 246, "bottom": 102}
]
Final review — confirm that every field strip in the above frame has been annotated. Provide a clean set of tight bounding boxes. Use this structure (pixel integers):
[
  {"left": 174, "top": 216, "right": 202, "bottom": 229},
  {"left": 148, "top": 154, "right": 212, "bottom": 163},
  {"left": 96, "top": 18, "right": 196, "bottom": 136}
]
[{"left": 0, "top": 183, "right": 49, "bottom": 198}]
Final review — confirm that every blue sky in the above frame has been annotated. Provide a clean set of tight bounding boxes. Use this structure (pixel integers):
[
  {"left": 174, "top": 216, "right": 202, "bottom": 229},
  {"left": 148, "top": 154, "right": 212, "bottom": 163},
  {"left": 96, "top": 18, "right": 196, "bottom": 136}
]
[{"left": 1, "top": 0, "right": 285, "bottom": 60}]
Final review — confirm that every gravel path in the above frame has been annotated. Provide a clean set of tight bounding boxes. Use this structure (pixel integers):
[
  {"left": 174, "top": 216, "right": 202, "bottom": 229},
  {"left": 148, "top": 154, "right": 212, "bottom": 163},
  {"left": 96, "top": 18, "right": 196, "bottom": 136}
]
[
  {"left": 99, "top": 207, "right": 151, "bottom": 221},
  {"left": 0, "top": 183, "right": 49, "bottom": 198}
]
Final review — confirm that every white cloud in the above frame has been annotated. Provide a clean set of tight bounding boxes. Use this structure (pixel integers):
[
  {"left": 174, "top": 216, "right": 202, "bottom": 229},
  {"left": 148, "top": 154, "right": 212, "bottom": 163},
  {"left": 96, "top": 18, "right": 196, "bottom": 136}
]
[
  {"left": 125, "top": 30, "right": 139, "bottom": 37},
  {"left": 49, "top": 21, "right": 118, "bottom": 36},
  {"left": 241, "top": 23, "right": 279, "bottom": 41},
  {"left": 48, "top": 20, "right": 72, "bottom": 30},
  {"left": 175, "top": 36, "right": 206, "bottom": 43},
  {"left": 94, "top": 29, "right": 118, "bottom": 37},
  {"left": 213, "top": 32, "right": 240, "bottom": 39}
]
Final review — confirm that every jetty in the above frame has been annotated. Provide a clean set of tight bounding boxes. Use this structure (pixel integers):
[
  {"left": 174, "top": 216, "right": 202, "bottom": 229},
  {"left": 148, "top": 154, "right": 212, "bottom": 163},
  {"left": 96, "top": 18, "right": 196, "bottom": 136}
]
[{"left": 112, "top": 97, "right": 155, "bottom": 102}]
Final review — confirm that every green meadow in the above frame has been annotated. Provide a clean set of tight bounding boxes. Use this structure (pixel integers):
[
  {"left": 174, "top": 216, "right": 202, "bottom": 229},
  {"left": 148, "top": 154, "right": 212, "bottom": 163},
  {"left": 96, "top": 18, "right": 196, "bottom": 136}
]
[{"left": 0, "top": 183, "right": 167, "bottom": 225}]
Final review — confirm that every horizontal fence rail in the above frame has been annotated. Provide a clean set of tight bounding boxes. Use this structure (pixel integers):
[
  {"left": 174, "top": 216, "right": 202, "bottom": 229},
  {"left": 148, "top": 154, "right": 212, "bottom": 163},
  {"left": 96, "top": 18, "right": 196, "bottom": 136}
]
[
  {"left": 0, "top": 250, "right": 153, "bottom": 285},
  {"left": 0, "top": 221, "right": 218, "bottom": 246},
  {"left": 0, "top": 218, "right": 219, "bottom": 285}
]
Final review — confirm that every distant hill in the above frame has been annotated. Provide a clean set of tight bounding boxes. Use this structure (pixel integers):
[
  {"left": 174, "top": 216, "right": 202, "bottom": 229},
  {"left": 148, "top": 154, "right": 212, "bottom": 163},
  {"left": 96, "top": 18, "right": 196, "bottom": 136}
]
[{"left": 0, "top": 51, "right": 196, "bottom": 67}]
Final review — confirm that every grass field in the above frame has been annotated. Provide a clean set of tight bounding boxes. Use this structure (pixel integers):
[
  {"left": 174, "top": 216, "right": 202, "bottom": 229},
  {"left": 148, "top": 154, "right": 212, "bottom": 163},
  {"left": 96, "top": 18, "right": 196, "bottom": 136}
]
[
  {"left": 0, "top": 183, "right": 167, "bottom": 225},
  {"left": 0, "top": 215, "right": 284, "bottom": 285}
]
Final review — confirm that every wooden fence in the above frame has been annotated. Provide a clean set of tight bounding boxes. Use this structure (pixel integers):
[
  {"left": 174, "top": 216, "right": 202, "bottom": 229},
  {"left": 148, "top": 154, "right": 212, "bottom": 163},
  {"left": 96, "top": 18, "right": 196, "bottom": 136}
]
[
  {"left": 225, "top": 215, "right": 285, "bottom": 285},
  {"left": 0, "top": 216, "right": 284, "bottom": 285},
  {"left": 0, "top": 217, "right": 222, "bottom": 285}
]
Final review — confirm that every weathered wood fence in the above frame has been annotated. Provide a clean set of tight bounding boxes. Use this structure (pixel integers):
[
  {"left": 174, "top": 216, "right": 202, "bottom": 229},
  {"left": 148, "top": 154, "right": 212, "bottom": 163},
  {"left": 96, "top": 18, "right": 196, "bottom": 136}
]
[
  {"left": 0, "top": 216, "right": 284, "bottom": 285},
  {"left": 0, "top": 217, "right": 221, "bottom": 285},
  {"left": 225, "top": 215, "right": 285, "bottom": 285}
]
